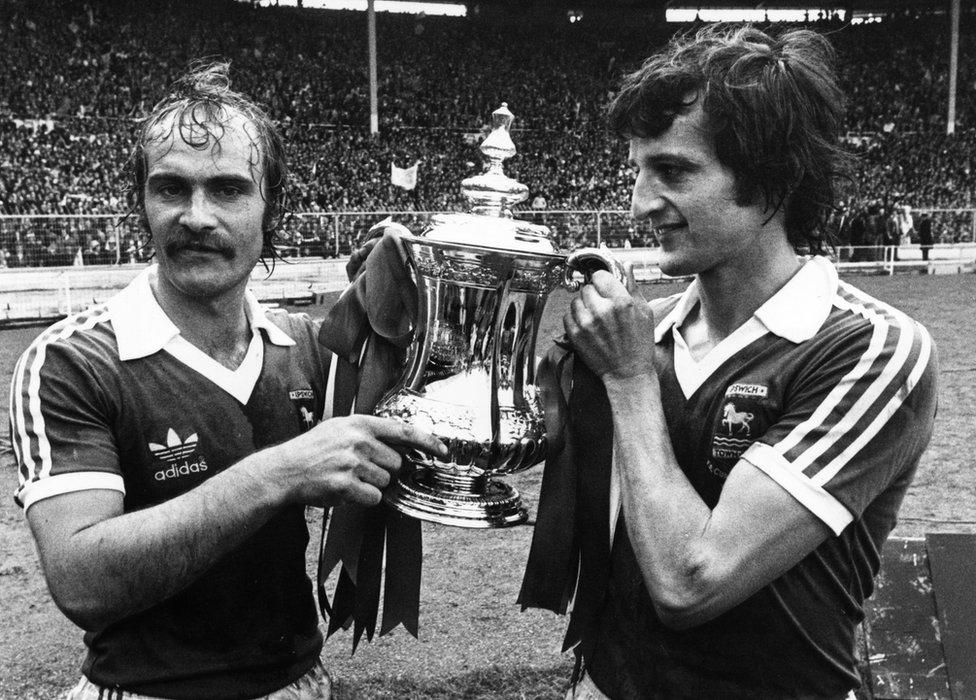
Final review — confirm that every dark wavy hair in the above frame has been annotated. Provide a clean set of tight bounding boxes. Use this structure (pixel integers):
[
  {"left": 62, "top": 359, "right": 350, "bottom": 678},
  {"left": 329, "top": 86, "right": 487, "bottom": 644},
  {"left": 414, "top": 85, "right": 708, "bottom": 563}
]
[
  {"left": 127, "top": 59, "right": 289, "bottom": 260},
  {"left": 608, "top": 24, "right": 852, "bottom": 253}
]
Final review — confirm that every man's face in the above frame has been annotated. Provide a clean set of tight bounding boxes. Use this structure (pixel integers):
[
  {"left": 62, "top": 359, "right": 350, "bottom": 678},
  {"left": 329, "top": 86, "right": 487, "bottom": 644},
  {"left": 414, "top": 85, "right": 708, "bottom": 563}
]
[
  {"left": 628, "top": 100, "right": 774, "bottom": 278},
  {"left": 143, "top": 110, "right": 267, "bottom": 302}
]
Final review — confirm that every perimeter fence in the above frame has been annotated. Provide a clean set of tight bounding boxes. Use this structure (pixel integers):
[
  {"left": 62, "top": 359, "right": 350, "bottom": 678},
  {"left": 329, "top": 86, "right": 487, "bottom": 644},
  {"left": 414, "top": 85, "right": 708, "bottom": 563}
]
[
  {"left": 1, "top": 210, "right": 974, "bottom": 324},
  {"left": 0, "top": 211, "right": 660, "bottom": 269},
  {"left": 1, "top": 208, "right": 974, "bottom": 270}
]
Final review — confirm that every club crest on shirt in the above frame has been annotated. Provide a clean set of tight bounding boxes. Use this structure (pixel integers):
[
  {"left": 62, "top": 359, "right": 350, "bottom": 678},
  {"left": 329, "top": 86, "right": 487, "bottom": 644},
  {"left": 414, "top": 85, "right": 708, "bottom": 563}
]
[
  {"left": 711, "top": 400, "right": 755, "bottom": 462},
  {"left": 149, "top": 428, "right": 208, "bottom": 481},
  {"left": 289, "top": 388, "right": 317, "bottom": 430}
]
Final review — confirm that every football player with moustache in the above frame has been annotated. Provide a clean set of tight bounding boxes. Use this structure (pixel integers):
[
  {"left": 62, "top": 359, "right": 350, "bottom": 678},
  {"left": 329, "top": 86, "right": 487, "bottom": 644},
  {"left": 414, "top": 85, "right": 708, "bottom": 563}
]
[{"left": 11, "top": 62, "right": 445, "bottom": 699}]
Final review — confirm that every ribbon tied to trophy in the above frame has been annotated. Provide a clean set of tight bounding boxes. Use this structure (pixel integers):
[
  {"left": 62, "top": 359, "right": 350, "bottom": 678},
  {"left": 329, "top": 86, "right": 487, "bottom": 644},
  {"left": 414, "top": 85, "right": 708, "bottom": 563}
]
[{"left": 316, "top": 104, "right": 624, "bottom": 651}]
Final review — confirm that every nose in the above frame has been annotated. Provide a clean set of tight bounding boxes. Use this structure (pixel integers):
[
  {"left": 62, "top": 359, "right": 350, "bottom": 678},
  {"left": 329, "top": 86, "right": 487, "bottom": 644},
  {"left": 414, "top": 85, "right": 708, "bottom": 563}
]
[
  {"left": 630, "top": 176, "right": 668, "bottom": 223},
  {"left": 178, "top": 189, "right": 218, "bottom": 233}
]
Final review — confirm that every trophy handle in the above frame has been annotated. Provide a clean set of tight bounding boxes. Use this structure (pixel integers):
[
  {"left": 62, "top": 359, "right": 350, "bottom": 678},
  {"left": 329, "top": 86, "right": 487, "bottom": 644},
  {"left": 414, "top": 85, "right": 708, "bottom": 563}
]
[{"left": 563, "top": 248, "right": 627, "bottom": 291}]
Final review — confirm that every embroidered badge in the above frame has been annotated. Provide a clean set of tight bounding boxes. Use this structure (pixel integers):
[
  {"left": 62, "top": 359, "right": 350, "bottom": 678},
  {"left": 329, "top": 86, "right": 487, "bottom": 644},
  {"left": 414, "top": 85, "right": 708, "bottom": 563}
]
[
  {"left": 711, "top": 401, "right": 755, "bottom": 461},
  {"left": 149, "top": 428, "right": 208, "bottom": 481},
  {"left": 289, "top": 388, "right": 317, "bottom": 430}
]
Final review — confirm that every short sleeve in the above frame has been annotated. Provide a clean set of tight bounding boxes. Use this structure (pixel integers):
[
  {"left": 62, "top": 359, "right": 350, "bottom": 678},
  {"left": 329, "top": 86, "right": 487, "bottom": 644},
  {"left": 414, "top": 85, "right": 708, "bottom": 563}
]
[
  {"left": 743, "top": 310, "right": 937, "bottom": 535},
  {"left": 9, "top": 334, "right": 122, "bottom": 510}
]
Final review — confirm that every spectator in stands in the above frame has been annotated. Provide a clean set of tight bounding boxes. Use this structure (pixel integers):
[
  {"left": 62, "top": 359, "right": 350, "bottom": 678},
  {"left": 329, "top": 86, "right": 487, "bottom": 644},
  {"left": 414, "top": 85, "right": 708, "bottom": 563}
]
[
  {"left": 918, "top": 212, "right": 935, "bottom": 262},
  {"left": 898, "top": 204, "right": 915, "bottom": 246},
  {"left": 9, "top": 61, "right": 445, "bottom": 700},
  {"left": 884, "top": 206, "right": 902, "bottom": 261},
  {"left": 2, "top": 0, "right": 976, "bottom": 248},
  {"left": 846, "top": 205, "right": 869, "bottom": 262}
]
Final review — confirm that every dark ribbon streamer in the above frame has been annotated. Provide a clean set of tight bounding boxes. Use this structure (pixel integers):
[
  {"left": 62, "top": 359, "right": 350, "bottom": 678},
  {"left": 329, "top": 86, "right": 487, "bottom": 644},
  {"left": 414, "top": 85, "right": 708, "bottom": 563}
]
[
  {"left": 316, "top": 230, "right": 424, "bottom": 649},
  {"left": 518, "top": 342, "right": 615, "bottom": 666}
]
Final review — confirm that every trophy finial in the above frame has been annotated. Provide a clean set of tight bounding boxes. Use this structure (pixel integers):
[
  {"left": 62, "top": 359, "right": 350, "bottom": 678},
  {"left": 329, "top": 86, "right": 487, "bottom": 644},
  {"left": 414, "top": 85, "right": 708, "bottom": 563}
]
[{"left": 461, "top": 103, "right": 528, "bottom": 216}]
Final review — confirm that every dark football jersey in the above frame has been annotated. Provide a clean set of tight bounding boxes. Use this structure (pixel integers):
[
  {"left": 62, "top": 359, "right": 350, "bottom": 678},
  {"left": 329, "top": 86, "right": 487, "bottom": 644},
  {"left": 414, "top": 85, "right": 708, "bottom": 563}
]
[
  {"left": 10, "top": 269, "right": 331, "bottom": 699},
  {"left": 590, "top": 257, "right": 938, "bottom": 698}
]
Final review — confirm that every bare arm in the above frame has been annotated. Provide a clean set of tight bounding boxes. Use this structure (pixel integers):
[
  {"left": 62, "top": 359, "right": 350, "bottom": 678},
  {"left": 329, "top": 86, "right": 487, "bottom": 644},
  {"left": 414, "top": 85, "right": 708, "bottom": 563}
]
[
  {"left": 564, "top": 272, "right": 830, "bottom": 629},
  {"left": 27, "top": 415, "right": 445, "bottom": 631},
  {"left": 601, "top": 372, "right": 830, "bottom": 629}
]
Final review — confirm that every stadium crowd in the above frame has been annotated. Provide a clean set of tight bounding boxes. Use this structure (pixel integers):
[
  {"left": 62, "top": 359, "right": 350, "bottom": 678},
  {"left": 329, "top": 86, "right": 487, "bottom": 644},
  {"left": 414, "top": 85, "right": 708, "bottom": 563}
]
[{"left": 1, "top": 0, "right": 975, "bottom": 264}]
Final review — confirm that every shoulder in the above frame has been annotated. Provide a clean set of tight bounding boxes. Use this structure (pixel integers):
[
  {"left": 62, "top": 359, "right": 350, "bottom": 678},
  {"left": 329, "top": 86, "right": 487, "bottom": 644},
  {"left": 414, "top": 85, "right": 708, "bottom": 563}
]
[
  {"left": 828, "top": 281, "right": 935, "bottom": 371},
  {"left": 264, "top": 308, "right": 321, "bottom": 341},
  {"left": 796, "top": 280, "right": 937, "bottom": 416},
  {"left": 261, "top": 309, "right": 331, "bottom": 370},
  {"left": 13, "top": 305, "right": 117, "bottom": 379}
]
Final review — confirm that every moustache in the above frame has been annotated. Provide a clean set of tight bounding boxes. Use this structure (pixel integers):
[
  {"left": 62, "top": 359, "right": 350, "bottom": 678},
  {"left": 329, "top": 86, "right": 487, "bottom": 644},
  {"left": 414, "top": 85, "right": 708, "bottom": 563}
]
[{"left": 165, "top": 237, "right": 235, "bottom": 260}]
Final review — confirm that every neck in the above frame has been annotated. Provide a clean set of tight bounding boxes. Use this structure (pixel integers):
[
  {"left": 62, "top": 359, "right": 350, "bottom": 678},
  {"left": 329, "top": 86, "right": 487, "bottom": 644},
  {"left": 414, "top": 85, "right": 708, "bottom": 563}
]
[
  {"left": 695, "top": 232, "right": 802, "bottom": 340},
  {"left": 150, "top": 272, "right": 252, "bottom": 368}
]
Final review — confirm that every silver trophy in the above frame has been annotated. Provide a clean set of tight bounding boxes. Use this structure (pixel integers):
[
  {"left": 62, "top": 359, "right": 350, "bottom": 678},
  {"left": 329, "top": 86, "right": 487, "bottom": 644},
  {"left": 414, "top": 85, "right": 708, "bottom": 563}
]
[{"left": 375, "top": 103, "right": 622, "bottom": 528}]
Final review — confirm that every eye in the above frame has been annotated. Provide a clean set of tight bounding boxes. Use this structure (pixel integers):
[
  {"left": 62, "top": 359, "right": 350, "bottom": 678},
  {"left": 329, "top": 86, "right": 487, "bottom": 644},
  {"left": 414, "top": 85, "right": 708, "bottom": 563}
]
[
  {"left": 656, "top": 163, "right": 688, "bottom": 185},
  {"left": 217, "top": 185, "right": 244, "bottom": 198},
  {"left": 658, "top": 164, "right": 678, "bottom": 179},
  {"left": 155, "top": 183, "right": 183, "bottom": 198}
]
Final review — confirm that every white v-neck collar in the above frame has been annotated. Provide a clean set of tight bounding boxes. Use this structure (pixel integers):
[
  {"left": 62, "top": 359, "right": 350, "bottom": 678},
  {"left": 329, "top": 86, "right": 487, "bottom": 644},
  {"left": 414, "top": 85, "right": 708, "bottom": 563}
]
[
  {"left": 670, "top": 317, "right": 769, "bottom": 397},
  {"left": 653, "top": 256, "right": 838, "bottom": 398},
  {"left": 164, "top": 333, "right": 265, "bottom": 405},
  {"left": 106, "top": 265, "right": 296, "bottom": 404}
]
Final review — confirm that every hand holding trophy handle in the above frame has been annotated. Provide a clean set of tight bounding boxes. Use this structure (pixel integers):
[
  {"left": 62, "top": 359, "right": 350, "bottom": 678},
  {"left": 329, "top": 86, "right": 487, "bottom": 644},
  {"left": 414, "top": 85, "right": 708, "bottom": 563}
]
[{"left": 563, "top": 248, "right": 628, "bottom": 291}]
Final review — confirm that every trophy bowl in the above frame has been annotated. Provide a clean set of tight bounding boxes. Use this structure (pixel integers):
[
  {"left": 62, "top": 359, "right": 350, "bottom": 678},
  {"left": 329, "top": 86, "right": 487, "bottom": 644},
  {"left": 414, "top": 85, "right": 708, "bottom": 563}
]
[{"left": 375, "top": 104, "right": 622, "bottom": 528}]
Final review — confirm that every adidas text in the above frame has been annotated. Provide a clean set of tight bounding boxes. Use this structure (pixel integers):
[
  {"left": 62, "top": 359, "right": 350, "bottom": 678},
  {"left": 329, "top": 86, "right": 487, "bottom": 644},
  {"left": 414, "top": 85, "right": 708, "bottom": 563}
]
[{"left": 155, "top": 457, "right": 209, "bottom": 481}]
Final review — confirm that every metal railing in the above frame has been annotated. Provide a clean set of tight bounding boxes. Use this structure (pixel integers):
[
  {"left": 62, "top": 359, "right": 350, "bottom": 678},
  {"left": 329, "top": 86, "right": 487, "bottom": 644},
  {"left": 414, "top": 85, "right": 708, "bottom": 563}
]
[
  {"left": 0, "top": 211, "right": 655, "bottom": 268},
  {"left": 2, "top": 209, "right": 975, "bottom": 270}
]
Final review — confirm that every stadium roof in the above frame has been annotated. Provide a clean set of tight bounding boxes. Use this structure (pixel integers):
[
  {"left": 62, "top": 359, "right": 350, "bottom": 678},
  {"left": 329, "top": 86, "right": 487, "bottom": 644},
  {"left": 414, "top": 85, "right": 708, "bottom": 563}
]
[{"left": 466, "top": 0, "right": 947, "bottom": 13}]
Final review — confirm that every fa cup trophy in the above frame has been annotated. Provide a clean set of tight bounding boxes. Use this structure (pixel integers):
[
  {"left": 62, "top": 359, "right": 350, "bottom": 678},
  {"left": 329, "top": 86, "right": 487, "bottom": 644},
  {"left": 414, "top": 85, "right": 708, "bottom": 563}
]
[{"left": 375, "top": 103, "right": 622, "bottom": 528}]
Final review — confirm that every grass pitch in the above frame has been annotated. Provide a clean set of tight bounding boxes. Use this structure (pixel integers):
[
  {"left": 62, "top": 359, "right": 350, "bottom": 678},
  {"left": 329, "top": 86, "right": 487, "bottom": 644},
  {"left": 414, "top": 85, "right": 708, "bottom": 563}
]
[{"left": 0, "top": 273, "right": 973, "bottom": 699}]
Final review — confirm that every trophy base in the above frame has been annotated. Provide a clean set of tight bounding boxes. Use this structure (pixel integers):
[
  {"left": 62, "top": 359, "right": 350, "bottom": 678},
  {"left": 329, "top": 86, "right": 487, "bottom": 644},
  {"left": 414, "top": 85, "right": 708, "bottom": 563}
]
[{"left": 384, "top": 467, "right": 527, "bottom": 528}]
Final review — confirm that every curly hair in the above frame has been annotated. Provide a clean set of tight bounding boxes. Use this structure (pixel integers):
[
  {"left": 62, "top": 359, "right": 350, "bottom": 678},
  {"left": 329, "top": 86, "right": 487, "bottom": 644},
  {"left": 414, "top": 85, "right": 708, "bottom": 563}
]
[
  {"left": 127, "top": 59, "right": 289, "bottom": 260},
  {"left": 608, "top": 24, "right": 852, "bottom": 253}
]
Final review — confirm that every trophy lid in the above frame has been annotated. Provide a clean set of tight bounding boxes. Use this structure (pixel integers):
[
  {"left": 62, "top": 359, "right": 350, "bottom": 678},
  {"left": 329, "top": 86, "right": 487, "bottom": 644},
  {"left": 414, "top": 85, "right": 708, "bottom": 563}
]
[{"left": 421, "top": 103, "right": 556, "bottom": 254}]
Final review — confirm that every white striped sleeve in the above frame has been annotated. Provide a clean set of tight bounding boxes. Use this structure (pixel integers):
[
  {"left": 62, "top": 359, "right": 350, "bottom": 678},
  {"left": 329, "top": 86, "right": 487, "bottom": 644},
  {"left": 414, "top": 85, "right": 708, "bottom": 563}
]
[
  {"left": 743, "top": 289, "right": 938, "bottom": 534},
  {"left": 10, "top": 311, "right": 124, "bottom": 510}
]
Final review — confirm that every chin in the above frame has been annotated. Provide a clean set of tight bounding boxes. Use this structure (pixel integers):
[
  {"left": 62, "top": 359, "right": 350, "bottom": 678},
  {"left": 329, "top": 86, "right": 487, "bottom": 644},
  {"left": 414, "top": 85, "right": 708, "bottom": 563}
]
[
  {"left": 657, "top": 253, "right": 699, "bottom": 278},
  {"left": 168, "top": 269, "right": 248, "bottom": 300},
  {"left": 158, "top": 255, "right": 255, "bottom": 298}
]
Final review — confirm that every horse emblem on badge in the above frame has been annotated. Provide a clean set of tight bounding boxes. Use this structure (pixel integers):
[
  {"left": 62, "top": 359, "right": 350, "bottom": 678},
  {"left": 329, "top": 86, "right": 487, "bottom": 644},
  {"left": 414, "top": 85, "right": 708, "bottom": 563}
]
[
  {"left": 289, "top": 388, "right": 317, "bottom": 431},
  {"left": 712, "top": 399, "right": 757, "bottom": 464},
  {"left": 722, "top": 402, "right": 754, "bottom": 435}
]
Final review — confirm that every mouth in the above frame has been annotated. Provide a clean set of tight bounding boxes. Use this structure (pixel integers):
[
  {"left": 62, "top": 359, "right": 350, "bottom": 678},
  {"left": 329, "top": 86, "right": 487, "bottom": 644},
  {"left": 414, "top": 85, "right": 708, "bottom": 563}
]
[{"left": 653, "top": 222, "right": 686, "bottom": 237}]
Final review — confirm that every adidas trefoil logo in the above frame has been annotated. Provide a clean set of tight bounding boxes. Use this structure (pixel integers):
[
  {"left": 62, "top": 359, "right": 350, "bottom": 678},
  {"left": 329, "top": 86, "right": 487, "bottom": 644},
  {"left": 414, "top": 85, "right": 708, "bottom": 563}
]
[{"left": 150, "top": 428, "right": 208, "bottom": 481}]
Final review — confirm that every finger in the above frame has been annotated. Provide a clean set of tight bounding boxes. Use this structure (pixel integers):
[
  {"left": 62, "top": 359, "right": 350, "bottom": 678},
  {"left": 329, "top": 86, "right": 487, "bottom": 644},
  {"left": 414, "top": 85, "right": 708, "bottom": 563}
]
[
  {"left": 343, "top": 482, "right": 384, "bottom": 508},
  {"left": 355, "top": 461, "right": 395, "bottom": 490},
  {"left": 622, "top": 262, "right": 640, "bottom": 296},
  {"left": 562, "top": 312, "right": 578, "bottom": 342},
  {"left": 580, "top": 281, "right": 614, "bottom": 312},
  {"left": 569, "top": 296, "right": 596, "bottom": 328},
  {"left": 361, "top": 440, "right": 405, "bottom": 474},
  {"left": 590, "top": 269, "right": 630, "bottom": 299},
  {"left": 361, "top": 417, "right": 448, "bottom": 458}
]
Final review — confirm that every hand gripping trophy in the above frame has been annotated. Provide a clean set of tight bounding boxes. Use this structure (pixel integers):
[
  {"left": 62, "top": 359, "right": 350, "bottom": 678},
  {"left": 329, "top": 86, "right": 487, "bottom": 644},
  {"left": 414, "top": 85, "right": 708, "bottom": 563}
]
[{"left": 374, "top": 103, "right": 623, "bottom": 528}]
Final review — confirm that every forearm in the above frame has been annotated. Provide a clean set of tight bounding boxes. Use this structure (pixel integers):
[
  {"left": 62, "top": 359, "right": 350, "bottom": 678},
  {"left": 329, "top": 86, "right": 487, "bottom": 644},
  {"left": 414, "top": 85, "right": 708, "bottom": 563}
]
[
  {"left": 30, "top": 413, "right": 446, "bottom": 631},
  {"left": 33, "top": 447, "right": 287, "bottom": 630},
  {"left": 603, "top": 373, "right": 720, "bottom": 625}
]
